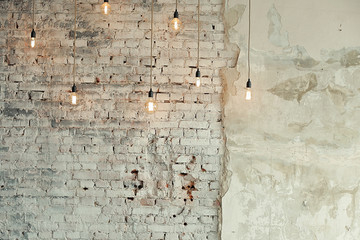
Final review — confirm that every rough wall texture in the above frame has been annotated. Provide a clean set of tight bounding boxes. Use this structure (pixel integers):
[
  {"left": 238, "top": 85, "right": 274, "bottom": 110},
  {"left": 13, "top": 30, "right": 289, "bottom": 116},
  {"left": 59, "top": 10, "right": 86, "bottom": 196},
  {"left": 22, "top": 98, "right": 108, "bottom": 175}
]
[
  {"left": 221, "top": 0, "right": 360, "bottom": 239},
  {"left": 0, "top": 0, "right": 230, "bottom": 239}
]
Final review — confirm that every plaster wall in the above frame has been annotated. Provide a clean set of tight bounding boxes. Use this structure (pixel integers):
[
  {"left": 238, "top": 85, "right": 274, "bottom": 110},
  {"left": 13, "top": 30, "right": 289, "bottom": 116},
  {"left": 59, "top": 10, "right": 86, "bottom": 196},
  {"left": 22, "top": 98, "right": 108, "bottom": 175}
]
[{"left": 221, "top": 0, "right": 360, "bottom": 239}]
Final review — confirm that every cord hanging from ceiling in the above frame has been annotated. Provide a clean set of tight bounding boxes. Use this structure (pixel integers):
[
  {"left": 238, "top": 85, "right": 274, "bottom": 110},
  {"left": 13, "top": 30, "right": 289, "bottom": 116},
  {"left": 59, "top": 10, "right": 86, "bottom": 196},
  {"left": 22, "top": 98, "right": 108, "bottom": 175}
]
[
  {"left": 30, "top": 0, "right": 36, "bottom": 48},
  {"left": 195, "top": 0, "right": 201, "bottom": 87},
  {"left": 145, "top": 0, "right": 158, "bottom": 114},
  {"left": 170, "top": 0, "right": 182, "bottom": 33},
  {"left": 70, "top": 0, "right": 78, "bottom": 105},
  {"left": 245, "top": 0, "right": 252, "bottom": 101}
]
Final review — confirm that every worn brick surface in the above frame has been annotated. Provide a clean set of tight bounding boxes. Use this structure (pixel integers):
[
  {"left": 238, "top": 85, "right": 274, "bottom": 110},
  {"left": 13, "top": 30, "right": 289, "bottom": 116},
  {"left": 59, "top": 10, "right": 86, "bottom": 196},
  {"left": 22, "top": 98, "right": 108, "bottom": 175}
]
[{"left": 0, "top": 0, "right": 232, "bottom": 239}]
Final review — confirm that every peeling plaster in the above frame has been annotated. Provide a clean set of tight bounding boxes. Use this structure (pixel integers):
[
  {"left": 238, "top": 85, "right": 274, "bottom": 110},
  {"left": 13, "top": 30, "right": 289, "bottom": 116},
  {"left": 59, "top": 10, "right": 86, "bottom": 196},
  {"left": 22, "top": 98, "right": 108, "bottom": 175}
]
[
  {"left": 269, "top": 73, "right": 317, "bottom": 103},
  {"left": 267, "top": 5, "right": 289, "bottom": 48}
]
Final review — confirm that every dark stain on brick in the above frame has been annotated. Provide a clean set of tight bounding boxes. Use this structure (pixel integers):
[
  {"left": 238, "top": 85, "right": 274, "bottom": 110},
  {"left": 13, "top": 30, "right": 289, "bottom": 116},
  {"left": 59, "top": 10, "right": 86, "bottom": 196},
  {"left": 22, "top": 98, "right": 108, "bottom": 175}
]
[
  {"left": 5, "top": 55, "right": 16, "bottom": 66},
  {"left": 41, "top": 168, "right": 57, "bottom": 177},
  {"left": 136, "top": 182, "right": 143, "bottom": 190},
  {"left": 183, "top": 181, "right": 196, "bottom": 201},
  {"left": 51, "top": 119, "right": 57, "bottom": 128},
  {"left": 3, "top": 108, "right": 35, "bottom": 117},
  {"left": 69, "top": 30, "right": 99, "bottom": 39},
  {"left": 0, "top": 147, "right": 9, "bottom": 152}
]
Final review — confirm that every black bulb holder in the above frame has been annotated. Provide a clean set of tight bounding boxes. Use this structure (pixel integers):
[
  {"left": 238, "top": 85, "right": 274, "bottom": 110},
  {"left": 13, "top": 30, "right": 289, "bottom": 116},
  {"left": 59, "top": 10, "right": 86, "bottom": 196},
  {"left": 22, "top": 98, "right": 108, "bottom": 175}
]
[
  {"left": 104, "top": 0, "right": 109, "bottom": 2},
  {"left": 196, "top": 68, "right": 201, "bottom": 78},
  {"left": 148, "top": 88, "right": 154, "bottom": 98},
  {"left": 246, "top": 78, "right": 251, "bottom": 88},
  {"left": 72, "top": 84, "right": 77, "bottom": 93},
  {"left": 31, "top": 29, "right": 36, "bottom": 38},
  {"left": 174, "top": 9, "right": 179, "bottom": 19}
]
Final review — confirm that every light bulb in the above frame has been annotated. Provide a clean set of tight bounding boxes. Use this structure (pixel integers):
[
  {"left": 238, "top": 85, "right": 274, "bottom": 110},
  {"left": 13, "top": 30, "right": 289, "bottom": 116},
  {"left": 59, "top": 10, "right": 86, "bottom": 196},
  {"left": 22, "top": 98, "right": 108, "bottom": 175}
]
[
  {"left": 195, "top": 68, "right": 201, "bottom": 87},
  {"left": 245, "top": 88, "right": 251, "bottom": 100},
  {"left": 170, "top": 18, "right": 182, "bottom": 32},
  {"left": 245, "top": 78, "right": 252, "bottom": 101},
  {"left": 31, "top": 38, "right": 35, "bottom": 48},
  {"left": 145, "top": 89, "right": 158, "bottom": 114},
  {"left": 196, "top": 77, "right": 201, "bottom": 87},
  {"left": 70, "top": 84, "right": 78, "bottom": 105},
  {"left": 71, "top": 93, "right": 77, "bottom": 105},
  {"left": 170, "top": 10, "right": 182, "bottom": 33},
  {"left": 101, "top": 0, "right": 111, "bottom": 15},
  {"left": 30, "top": 29, "right": 36, "bottom": 48}
]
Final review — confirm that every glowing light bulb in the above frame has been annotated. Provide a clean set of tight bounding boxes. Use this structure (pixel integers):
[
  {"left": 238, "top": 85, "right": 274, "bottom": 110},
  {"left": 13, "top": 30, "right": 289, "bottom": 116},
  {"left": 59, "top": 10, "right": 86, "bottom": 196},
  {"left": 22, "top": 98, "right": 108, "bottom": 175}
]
[
  {"left": 245, "top": 88, "right": 251, "bottom": 100},
  {"left": 245, "top": 78, "right": 252, "bottom": 101},
  {"left": 196, "top": 77, "right": 201, "bottom": 87},
  {"left": 145, "top": 89, "right": 158, "bottom": 114},
  {"left": 195, "top": 68, "right": 201, "bottom": 87},
  {"left": 148, "top": 101, "right": 154, "bottom": 111},
  {"left": 30, "top": 29, "right": 36, "bottom": 48},
  {"left": 70, "top": 84, "right": 78, "bottom": 105},
  {"left": 170, "top": 10, "right": 182, "bottom": 33},
  {"left": 71, "top": 93, "right": 77, "bottom": 105},
  {"left": 31, "top": 38, "right": 35, "bottom": 48},
  {"left": 170, "top": 18, "right": 182, "bottom": 32},
  {"left": 101, "top": 0, "right": 111, "bottom": 15}
]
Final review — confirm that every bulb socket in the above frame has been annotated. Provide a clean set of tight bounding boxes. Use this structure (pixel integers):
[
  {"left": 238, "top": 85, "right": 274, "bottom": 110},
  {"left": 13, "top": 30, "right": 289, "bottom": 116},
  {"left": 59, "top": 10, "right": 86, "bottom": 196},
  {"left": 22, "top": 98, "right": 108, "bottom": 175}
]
[
  {"left": 31, "top": 29, "right": 36, "bottom": 38},
  {"left": 148, "top": 88, "right": 154, "bottom": 98},
  {"left": 246, "top": 78, "right": 251, "bottom": 88},
  {"left": 104, "top": 0, "right": 109, "bottom": 2},
  {"left": 174, "top": 9, "right": 179, "bottom": 19},
  {"left": 72, "top": 84, "right": 77, "bottom": 93},
  {"left": 196, "top": 68, "right": 201, "bottom": 78}
]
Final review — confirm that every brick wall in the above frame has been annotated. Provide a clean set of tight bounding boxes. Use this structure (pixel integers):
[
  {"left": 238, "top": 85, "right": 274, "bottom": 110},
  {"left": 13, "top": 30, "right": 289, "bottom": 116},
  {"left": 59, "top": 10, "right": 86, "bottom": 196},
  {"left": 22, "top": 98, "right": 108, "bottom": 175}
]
[{"left": 0, "top": 0, "right": 234, "bottom": 239}]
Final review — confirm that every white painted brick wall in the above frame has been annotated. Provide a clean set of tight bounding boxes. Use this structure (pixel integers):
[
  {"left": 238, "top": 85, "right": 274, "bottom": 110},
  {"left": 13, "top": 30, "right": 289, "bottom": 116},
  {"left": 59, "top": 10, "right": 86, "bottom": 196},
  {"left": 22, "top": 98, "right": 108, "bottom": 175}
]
[{"left": 0, "top": 0, "right": 233, "bottom": 239}]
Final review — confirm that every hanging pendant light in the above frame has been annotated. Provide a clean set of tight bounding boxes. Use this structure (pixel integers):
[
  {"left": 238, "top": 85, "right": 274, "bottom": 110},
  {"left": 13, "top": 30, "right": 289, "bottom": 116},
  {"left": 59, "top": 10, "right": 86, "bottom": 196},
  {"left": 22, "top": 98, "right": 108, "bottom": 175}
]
[
  {"left": 169, "top": 0, "right": 182, "bottom": 33},
  {"left": 195, "top": 68, "right": 201, "bottom": 87},
  {"left": 30, "top": 0, "right": 36, "bottom": 48},
  {"left": 101, "top": 0, "right": 111, "bottom": 15},
  {"left": 70, "top": 0, "right": 78, "bottom": 105},
  {"left": 145, "top": 88, "right": 157, "bottom": 113},
  {"left": 245, "top": 78, "right": 251, "bottom": 100},
  {"left": 195, "top": 0, "right": 201, "bottom": 87},
  {"left": 70, "top": 84, "right": 77, "bottom": 105},
  {"left": 245, "top": 0, "right": 252, "bottom": 101},
  {"left": 145, "top": 0, "right": 158, "bottom": 114}
]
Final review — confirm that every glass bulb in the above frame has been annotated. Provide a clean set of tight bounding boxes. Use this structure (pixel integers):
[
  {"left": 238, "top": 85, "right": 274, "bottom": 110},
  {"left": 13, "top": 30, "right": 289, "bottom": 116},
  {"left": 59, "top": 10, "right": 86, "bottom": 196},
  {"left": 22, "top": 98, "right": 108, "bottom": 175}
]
[
  {"left": 196, "top": 77, "right": 201, "bottom": 87},
  {"left": 101, "top": 2, "right": 111, "bottom": 15},
  {"left": 170, "top": 18, "right": 182, "bottom": 33},
  {"left": 145, "top": 97, "right": 158, "bottom": 114},
  {"left": 31, "top": 37, "right": 35, "bottom": 48},
  {"left": 70, "top": 92, "right": 78, "bottom": 105},
  {"left": 245, "top": 88, "right": 252, "bottom": 101}
]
